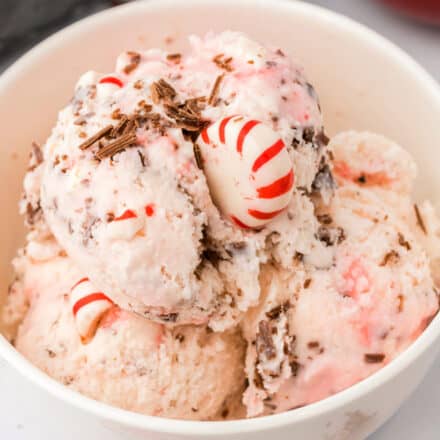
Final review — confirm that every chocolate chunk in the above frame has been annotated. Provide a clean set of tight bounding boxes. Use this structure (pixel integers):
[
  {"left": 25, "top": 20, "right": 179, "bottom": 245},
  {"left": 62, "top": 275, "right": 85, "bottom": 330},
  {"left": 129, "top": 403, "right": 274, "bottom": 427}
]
[
  {"left": 357, "top": 174, "right": 367, "bottom": 184},
  {"left": 166, "top": 53, "right": 182, "bottom": 64},
  {"left": 315, "top": 130, "right": 330, "bottom": 147},
  {"left": 312, "top": 163, "right": 336, "bottom": 194},
  {"left": 302, "top": 127, "right": 315, "bottom": 143},
  {"left": 266, "top": 306, "right": 282, "bottom": 320},
  {"left": 317, "top": 214, "right": 332, "bottom": 225},
  {"left": 316, "top": 226, "right": 345, "bottom": 246},
  {"left": 290, "top": 360, "right": 301, "bottom": 376},
  {"left": 256, "top": 321, "right": 277, "bottom": 360},
  {"left": 253, "top": 366, "right": 264, "bottom": 389},
  {"left": 303, "top": 278, "right": 312, "bottom": 289}
]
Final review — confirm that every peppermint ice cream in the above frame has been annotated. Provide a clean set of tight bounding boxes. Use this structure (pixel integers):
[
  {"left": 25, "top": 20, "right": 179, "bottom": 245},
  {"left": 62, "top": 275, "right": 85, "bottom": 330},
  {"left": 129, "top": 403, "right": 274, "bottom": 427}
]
[{"left": 2, "top": 31, "right": 439, "bottom": 420}]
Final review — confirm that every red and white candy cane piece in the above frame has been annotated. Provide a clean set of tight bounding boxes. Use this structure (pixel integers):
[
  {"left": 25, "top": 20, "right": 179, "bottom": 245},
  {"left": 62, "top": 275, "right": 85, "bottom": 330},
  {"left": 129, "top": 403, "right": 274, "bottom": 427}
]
[
  {"left": 99, "top": 76, "right": 124, "bottom": 88},
  {"left": 70, "top": 277, "right": 114, "bottom": 343},
  {"left": 197, "top": 115, "right": 294, "bottom": 229},
  {"left": 97, "top": 74, "right": 124, "bottom": 98}
]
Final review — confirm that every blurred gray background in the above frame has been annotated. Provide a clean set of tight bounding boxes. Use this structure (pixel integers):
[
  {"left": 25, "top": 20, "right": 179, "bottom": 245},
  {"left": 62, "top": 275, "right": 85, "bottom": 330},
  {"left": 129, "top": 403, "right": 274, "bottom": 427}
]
[{"left": 0, "top": 1, "right": 439, "bottom": 439}]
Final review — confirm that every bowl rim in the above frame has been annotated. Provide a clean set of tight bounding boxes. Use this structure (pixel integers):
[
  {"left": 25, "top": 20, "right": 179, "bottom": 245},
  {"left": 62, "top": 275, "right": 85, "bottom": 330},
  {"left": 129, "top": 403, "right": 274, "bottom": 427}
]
[{"left": 1, "top": 0, "right": 440, "bottom": 435}]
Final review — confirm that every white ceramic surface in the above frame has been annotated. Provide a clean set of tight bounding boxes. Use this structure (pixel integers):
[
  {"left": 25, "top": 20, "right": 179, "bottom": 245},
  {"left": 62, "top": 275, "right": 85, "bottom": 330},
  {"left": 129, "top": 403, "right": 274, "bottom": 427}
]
[{"left": 1, "top": 1, "right": 440, "bottom": 439}]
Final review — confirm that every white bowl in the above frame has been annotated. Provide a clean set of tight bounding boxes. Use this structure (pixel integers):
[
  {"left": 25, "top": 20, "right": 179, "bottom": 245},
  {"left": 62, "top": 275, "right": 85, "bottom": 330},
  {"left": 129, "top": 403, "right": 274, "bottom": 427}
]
[{"left": 1, "top": 1, "right": 440, "bottom": 438}]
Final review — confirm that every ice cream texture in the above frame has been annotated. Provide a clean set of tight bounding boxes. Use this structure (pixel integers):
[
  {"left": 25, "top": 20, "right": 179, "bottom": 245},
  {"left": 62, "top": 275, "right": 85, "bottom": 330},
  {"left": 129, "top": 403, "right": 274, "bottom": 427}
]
[{"left": 3, "top": 32, "right": 439, "bottom": 420}]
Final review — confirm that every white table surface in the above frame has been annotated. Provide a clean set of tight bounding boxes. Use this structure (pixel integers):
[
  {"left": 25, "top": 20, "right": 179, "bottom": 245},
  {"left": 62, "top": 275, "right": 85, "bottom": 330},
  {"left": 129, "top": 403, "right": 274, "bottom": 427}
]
[{"left": 1, "top": 1, "right": 439, "bottom": 438}]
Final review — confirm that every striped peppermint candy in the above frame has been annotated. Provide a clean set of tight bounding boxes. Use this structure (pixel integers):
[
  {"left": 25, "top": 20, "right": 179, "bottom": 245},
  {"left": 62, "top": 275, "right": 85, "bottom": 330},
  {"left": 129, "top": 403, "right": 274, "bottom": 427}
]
[
  {"left": 70, "top": 277, "right": 114, "bottom": 342},
  {"left": 197, "top": 115, "right": 294, "bottom": 229}
]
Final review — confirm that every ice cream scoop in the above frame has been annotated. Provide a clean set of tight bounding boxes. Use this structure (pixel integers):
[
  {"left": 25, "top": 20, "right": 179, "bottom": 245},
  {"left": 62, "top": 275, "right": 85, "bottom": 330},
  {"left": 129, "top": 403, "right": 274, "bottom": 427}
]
[{"left": 39, "top": 31, "right": 327, "bottom": 328}]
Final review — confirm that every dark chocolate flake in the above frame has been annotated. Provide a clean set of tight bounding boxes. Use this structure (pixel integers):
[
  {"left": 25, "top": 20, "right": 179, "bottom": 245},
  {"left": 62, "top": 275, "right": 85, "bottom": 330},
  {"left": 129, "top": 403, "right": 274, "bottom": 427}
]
[
  {"left": 290, "top": 360, "right": 301, "bottom": 376},
  {"left": 123, "top": 51, "right": 141, "bottom": 74},
  {"left": 208, "top": 74, "right": 224, "bottom": 106},
  {"left": 380, "top": 250, "right": 399, "bottom": 266},
  {"left": 150, "top": 79, "right": 176, "bottom": 104},
  {"left": 256, "top": 321, "right": 277, "bottom": 360},
  {"left": 315, "top": 130, "right": 330, "bottom": 147},
  {"left": 364, "top": 353, "right": 385, "bottom": 363},
  {"left": 398, "top": 232, "right": 411, "bottom": 251},
  {"left": 166, "top": 53, "right": 182, "bottom": 63},
  {"left": 95, "top": 133, "right": 138, "bottom": 160},
  {"left": 303, "top": 278, "right": 312, "bottom": 289},
  {"left": 78, "top": 125, "right": 113, "bottom": 150},
  {"left": 414, "top": 204, "right": 427, "bottom": 234},
  {"left": 158, "top": 313, "right": 178, "bottom": 323},
  {"left": 302, "top": 127, "right": 315, "bottom": 143},
  {"left": 317, "top": 214, "right": 332, "bottom": 225},
  {"left": 193, "top": 143, "right": 203, "bottom": 169}
]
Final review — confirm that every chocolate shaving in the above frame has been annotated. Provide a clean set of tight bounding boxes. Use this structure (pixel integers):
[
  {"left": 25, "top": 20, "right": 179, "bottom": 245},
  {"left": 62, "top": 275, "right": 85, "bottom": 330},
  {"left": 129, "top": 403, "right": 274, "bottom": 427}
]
[
  {"left": 123, "top": 51, "right": 141, "bottom": 74},
  {"left": 208, "top": 74, "right": 224, "bottom": 106},
  {"left": 150, "top": 79, "right": 176, "bottom": 104},
  {"left": 25, "top": 201, "right": 42, "bottom": 226},
  {"left": 78, "top": 125, "right": 113, "bottom": 150},
  {"left": 414, "top": 204, "right": 427, "bottom": 234},
  {"left": 110, "top": 115, "right": 129, "bottom": 137},
  {"left": 137, "top": 150, "right": 146, "bottom": 167},
  {"left": 398, "top": 232, "right": 411, "bottom": 251},
  {"left": 122, "top": 118, "right": 136, "bottom": 134},
  {"left": 253, "top": 366, "right": 264, "bottom": 389},
  {"left": 31, "top": 141, "right": 44, "bottom": 165},
  {"left": 166, "top": 53, "right": 182, "bottom": 63},
  {"left": 303, "top": 278, "right": 312, "bottom": 289},
  {"left": 265, "top": 302, "right": 290, "bottom": 320},
  {"left": 184, "top": 97, "right": 206, "bottom": 117},
  {"left": 290, "top": 361, "right": 301, "bottom": 376},
  {"left": 380, "top": 250, "right": 399, "bottom": 266},
  {"left": 307, "top": 341, "right": 319, "bottom": 349},
  {"left": 315, "top": 130, "right": 330, "bottom": 147},
  {"left": 133, "top": 79, "right": 144, "bottom": 90},
  {"left": 193, "top": 143, "right": 203, "bottom": 169},
  {"left": 213, "top": 53, "right": 233, "bottom": 72},
  {"left": 27, "top": 141, "right": 44, "bottom": 172},
  {"left": 256, "top": 321, "right": 276, "bottom": 360},
  {"left": 302, "top": 127, "right": 315, "bottom": 143},
  {"left": 74, "top": 116, "right": 87, "bottom": 126},
  {"left": 158, "top": 313, "right": 178, "bottom": 323},
  {"left": 111, "top": 108, "right": 122, "bottom": 120},
  {"left": 175, "top": 333, "right": 185, "bottom": 343},
  {"left": 266, "top": 305, "right": 283, "bottom": 320},
  {"left": 95, "top": 133, "right": 137, "bottom": 160},
  {"left": 364, "top": 353, "right": 385, "bottom": 364},
  {"left": 164, "top": 103, "right": 205, "bottom": 131},
  {"left": 317, "top": 214, "right": 332, "bottom": 225}
]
